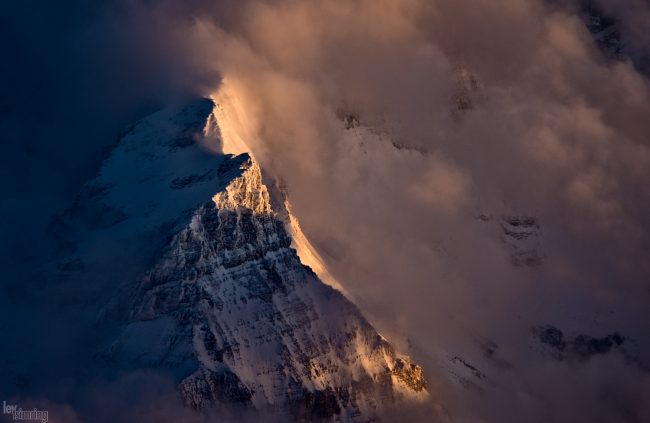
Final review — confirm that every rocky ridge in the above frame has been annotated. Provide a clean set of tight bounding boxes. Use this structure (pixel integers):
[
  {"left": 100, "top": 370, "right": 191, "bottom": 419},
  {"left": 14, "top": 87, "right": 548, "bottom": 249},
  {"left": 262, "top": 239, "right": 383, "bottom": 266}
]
[{"left": 95, "top": 98, "right": 427, "bottom": 421}]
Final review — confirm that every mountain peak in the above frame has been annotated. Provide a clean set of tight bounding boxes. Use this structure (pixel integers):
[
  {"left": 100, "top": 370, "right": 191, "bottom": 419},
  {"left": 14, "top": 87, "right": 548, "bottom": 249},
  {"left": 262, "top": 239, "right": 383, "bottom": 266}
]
[
  {"left": 212, "top": 155, "right": 272, "bottom": 215},
  {"left": 42, "top": 96, "right": 428, "bottom": 421}
]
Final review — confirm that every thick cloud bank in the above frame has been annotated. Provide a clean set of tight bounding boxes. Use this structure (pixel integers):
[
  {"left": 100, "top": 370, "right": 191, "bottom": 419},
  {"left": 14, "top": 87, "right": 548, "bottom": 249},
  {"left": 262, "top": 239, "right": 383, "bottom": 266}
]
[{"left": 1, "top": 0, "right": 650, "bottom": 422}]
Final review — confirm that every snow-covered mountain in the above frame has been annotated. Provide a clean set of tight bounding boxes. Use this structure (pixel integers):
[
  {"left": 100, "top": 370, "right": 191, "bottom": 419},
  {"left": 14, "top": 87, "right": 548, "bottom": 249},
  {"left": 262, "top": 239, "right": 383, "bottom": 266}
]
[{"left": 45, "top": 96, "right": 427, "bottom": 421}]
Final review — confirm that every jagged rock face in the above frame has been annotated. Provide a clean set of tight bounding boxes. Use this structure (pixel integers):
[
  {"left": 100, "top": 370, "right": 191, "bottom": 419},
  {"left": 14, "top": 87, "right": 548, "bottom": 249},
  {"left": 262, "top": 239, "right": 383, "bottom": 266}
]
[{"left": 99, "top": 111, "right": 427, "bottom": 420}]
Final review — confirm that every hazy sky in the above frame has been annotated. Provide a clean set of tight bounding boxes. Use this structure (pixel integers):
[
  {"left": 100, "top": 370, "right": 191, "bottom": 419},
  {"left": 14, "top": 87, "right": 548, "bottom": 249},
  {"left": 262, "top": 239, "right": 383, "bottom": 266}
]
[{"left": 1, "top": 1, "right": 649, "bottom": 422}]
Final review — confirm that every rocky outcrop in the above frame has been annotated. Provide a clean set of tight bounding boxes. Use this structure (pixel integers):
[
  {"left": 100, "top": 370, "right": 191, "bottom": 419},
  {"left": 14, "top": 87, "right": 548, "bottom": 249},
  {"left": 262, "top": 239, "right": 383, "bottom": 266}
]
[
  {"left": 501, "top": 216, "right": 542, "bottom": 267},
  {"left": 533, "top": 325, "right": 627, "bottom": 362}
]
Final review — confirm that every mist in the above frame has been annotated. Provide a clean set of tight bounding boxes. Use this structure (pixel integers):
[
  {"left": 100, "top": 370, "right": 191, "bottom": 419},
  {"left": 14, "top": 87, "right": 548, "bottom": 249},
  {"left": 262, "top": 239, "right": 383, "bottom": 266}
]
[{"left": 2, "top": 0, "right": 650, "bottom": 422}]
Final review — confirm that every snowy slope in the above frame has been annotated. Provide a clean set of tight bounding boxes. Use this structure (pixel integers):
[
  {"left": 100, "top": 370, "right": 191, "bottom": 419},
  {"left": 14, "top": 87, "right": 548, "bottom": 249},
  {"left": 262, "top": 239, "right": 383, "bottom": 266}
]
[
  {"left": 52, "top": 97, "right": 430, "bottom": 421},
  {"left": 42, "top": 99, "right": 255, "bottom": 318},
  {"left": 107, "top": 155, "right": 426, "bottom": 420}
]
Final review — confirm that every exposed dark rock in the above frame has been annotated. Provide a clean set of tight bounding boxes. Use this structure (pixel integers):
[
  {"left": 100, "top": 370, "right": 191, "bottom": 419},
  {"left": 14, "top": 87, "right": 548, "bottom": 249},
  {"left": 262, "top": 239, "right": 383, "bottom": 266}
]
[
  {"left": 180, "top": 368, "right": 253, "bottom": 410},
  {"left": 392, "top": 358, "right": 427, "bottom": 392},
  {"left": 390, "top": 141, "right": 428, "bottom": 155},
  {"left": 573, "top": 333, "right": 624, "bottom": 359},
  {"left": 547, "top": 0, "right": 650, "bottom": 75},
  {"left": 537, "top": 325, "right": 567, "bottom": 351},
  {"left": 580, "top": 1, "right": 624, "bottom": 60},
  {"left": 291, "top": 387, "right": 342, "bottom": 421},
  {"left": 451, "top": 356, "right": 486, "bottom": 380},
  {"left": 501, "top": 215, "right": 542, "bottom": 267},
  {"left": 533, "top": 325, "right": 631, "bottom": 363},
  {"left": 336, "top": 108, "right": 361, "bottom": 130}
]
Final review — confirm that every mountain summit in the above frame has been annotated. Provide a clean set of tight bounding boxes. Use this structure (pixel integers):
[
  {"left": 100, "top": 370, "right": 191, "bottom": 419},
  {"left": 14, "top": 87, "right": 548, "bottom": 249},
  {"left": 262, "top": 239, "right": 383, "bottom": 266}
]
[{"left": 46, "top": 97, "right": 426, "bottom": 421}]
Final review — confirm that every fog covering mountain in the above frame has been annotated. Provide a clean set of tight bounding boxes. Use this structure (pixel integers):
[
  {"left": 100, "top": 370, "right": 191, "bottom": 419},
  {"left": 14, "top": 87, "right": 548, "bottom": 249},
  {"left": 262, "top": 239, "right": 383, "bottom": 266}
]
[{"left": 2, "top": 0, "right": 650, "bottom": 422}]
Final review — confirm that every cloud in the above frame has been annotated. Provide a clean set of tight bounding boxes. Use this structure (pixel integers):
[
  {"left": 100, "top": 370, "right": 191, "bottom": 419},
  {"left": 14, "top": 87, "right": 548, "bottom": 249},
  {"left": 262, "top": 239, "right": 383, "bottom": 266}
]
[
  {"left": 2, "top": 0, "right": 650, "bottom": 422},
  {"left": 198, "top": 1, "right": 650, "bottom": 421}
]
